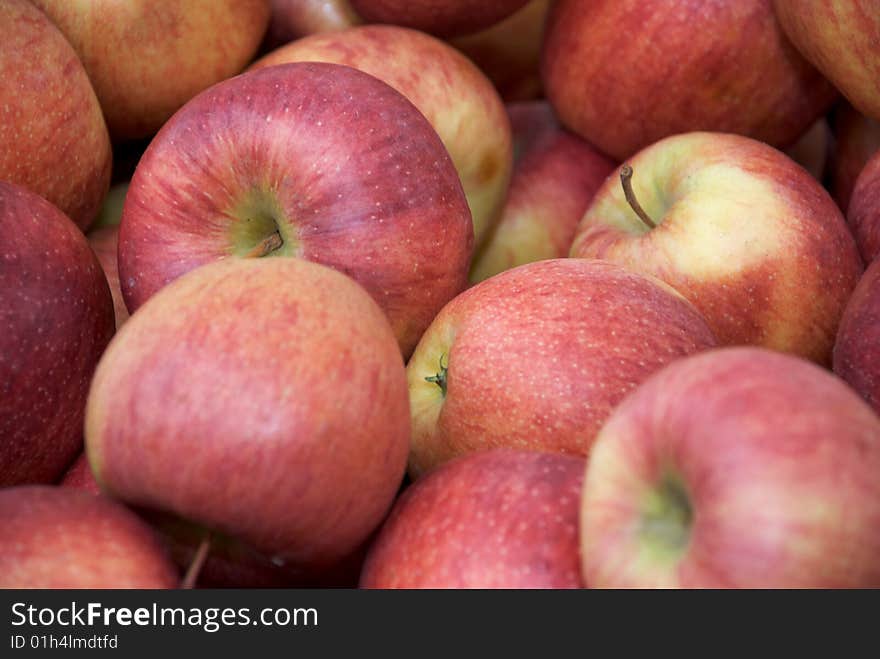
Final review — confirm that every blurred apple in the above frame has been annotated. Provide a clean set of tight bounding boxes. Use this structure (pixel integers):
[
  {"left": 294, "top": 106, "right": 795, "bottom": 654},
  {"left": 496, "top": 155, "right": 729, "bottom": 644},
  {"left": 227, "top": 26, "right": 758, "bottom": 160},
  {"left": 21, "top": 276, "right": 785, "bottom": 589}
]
[
  {"left": 0, "top": 486, "right": 178, "bottom": 588},
  {"left": 581, "top": 347, "right": 880, "bottom": 588},
  {"left": 470, "top": 101, "right": 615, "bottom": 283},
  {"left": 407, "top": 259, "right": 716, "bottom": 477},
  {"left": 88, "top": 226, "right": 128, "bottom": 330},
  {"left": 263, "top": 0, "right": 361, "bottom": 49},
  {"left": 90, "top": 182, "right": 129, "bottom": 231},
  {"left": 0, "top": 0, "right": 111, "bottom": 230},
  {"left": 847, "top": 150, "right": 880, "bottom": 264},
  {"left": 570, "top": 132, "right": 862, "bottom": 365},
  {"left": 349, "top": 0, "right": 530, "bottom": 38},
  {"left": 59, "top": 453, "right": 101, "bottom": 496},
  {"left": 31, "top": 0, "right": 271, "bottom": 141},
  {"left": 785, "top": 117, "right": 831, "bottom": 181},
  {"left": 0, "top": 182, "right": 115, "bottom": 487},
  {"left": 542, "top": 0, "right": 837, "bottom": 161},
  {"left": 361, "top": 450, "right": 585, "bottom": 588},
  {"left": 251, "top": 25, "right": 510, "bottom": 250},
  {"left": 831, "top": 101, "right": 880, "bottom": 213},
  {"left": 86, "top": 258, "right": 410, "bottom": 582},
  {"left": 118, "top": 63, "right": 473, "bottom": 356}
]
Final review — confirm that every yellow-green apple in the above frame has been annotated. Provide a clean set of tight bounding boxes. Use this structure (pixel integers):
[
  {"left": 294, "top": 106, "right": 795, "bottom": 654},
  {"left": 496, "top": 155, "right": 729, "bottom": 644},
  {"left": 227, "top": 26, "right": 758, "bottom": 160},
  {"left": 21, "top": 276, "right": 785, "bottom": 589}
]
[
  {"left": 88, "top": 226, "right": 128, "bottom": 330},
  {"left": 349, "top": 0, "right": 530, "bottom": 38},
  {"left": 581, "top": 347, "right": 880, "bottom": 588},
  {"left": 847, "top": 151, "right": 880, "bottom": 264},
  {"left": 541, "top": 0, "right": 838, "bottom": 161},
  {"left": 774, "top": 0, "right": 880, "bottom": 122},
  {"left": 250, "top": 26, "right": 510, "bottom": 250},
  {"left": 834, "top": 258, "right": 880, "bottom": 413},
  {"left": 31, "top": 0, "right": 271, "bottom": 141},
  {"left": 470, "top": 101, "right": 615, "bottom": 283},
  {"left": 569, "top": 132, "right": 862, "bottom": 365},
  {"left": 60, "top": 453, "right": 101, "bottom": 496},
  {"left": 450, "top": 0, "right": 550, "bottom": 102},
  {"left": 0, "top": 486, "right": 178, "bottom": 588},
  {"left": 263, "top": 0, "right": 361, "bottom": 49},
  {"left": 85, "top": 257, "right": 410, "bottom": 582},
  {"left": 831, "top": 101, "right": 880, "bottom": 213},
  {"left": 360, "top": 450, "right": 584, "bottom": 588},
  {"left": 0, "top": 0, "right": 111, "bottom": 230},
  {"left": 0, "top": 182, "right": 115, "bottom": 487},
  {"left": 118, "top": 62, "right": 473, "bottom": 357},
  {"left": 407, "top": 258, "right": 717, "bottom": 478},
  {"left": 785, "top": 117, "right": 831, "bottom": 181}
]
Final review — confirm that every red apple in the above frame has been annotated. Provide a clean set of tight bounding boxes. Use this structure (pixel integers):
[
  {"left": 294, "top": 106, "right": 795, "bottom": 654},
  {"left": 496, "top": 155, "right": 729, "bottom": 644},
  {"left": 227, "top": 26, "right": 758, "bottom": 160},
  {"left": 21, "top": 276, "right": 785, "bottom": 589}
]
[
  {"left": 785, "top": 117, "right": 831, "bottom": 181},
  {"left": 449, "top": 0, "right": 550, "bottom": 102},
  {"left": 0, "top": 182, "right": 115, "bottom": 487},
  {"left": 0, "top": 0, "right": 111, "bottom": 230},
  {"left": 250, "top": 26, "right": 511, "bottom": 250},
  {"left": 831, "top": 101, "right": 880, "bottom": 213},
  {"left": 541, "top": 0, "right": 837, "bottom": 161},
  {"left": 570, "top": 132, "right": 862, "bottom": 365},
  {"left": 361, "top": 450, "right": 584, "bottom": 589},
  {"left": 349, "top": 0, "right": 530, "bottom": 38},
  {"left": 118, "top": 62, "right": 473, "bottom": 357},
  {"left": 774, "top": 0, "right": 880, "bottom": 122},
  {"left": 263, "top": 0, "right": 361, "bottom": 49},
  {"left": 60, "top": 453, "right": 101, "bottom": 496},
  {"left": 85, "top": 257, "right": 410, "bottom": 581},
  {"left": 88, "top": 226, "right": 129, "bottom": 330},
  {"left": 470, "top": 101, "right": 615, "bottom": 283},
  {"left": 0, "top": 486, "right": 178, "bottom": 588},
  {"left": 407, "top": 258, "right": 717, "bottom": 478},
  {"left": 581, "top": 347, "right": 880, "bottom": 588},
  {"left": 847, "top": 150, "right": 880, "bottom": 264},
  {"left": 31, "top": 0, "right": 271, "bottom": 141},
  {"left": 834, "top": 257, "right": 880, "bottom": 414}
]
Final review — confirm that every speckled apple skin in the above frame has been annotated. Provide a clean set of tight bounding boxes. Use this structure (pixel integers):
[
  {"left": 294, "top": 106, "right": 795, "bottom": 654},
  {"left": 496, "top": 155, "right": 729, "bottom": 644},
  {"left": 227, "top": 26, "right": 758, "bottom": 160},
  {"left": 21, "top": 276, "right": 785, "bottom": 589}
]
[
  {"left": 118, "top": 62, "right": 473, "bottom": 357},
  {"left": 470, "top": 101, "right": 615, "bottom": 282},
  {"left": 541, "top": 0, "right": 838, "bottom": 161},
  {"left": 31, "top": 0, "right": 271, "bottom": 141},
  {"left": 774, "top": 0, "right": 880, "bottom": 123},
  {"left": 59, "top": 453, "right": 102, "bottom": 496},
  {"left": 0, "top": 0, "right": 111, "bottom": 231},
  {"left": 87, "top": 226, "right": 129, "bottom": 330},
  {"left": 0, "top": 182, "right": 115, "bottom": 487},
  {"left": 407, "top": 259, "right": 717, "bottom": 477},
  {"left": 361, "top": 450, "right": 585, "bottom": 588},
  {"left": 251, "top": 25, "right": 511, "bottom": 250},
  {"left": 847, "top": 151, "right": 880, "bottom": 264},
  {"left": 0, "top": 486, "right": 178, "bottom": 588},
  {"left": 86, "top": 258, "right": 410, "bottom": 574},
  {"left": 834, "top": 258, "right": 880, "bottom": 414},
  {"left": 831, "top": 101, "right": 880, "bottom": 214},
  {"left": 570, "top": 132, "right": 862, "bottom": 365},
  {"left": 349, "top": 0, "right": 530, "bottom": 38},
  {"left": 582, "top": 347, "right": 880, "bottom": 588}
]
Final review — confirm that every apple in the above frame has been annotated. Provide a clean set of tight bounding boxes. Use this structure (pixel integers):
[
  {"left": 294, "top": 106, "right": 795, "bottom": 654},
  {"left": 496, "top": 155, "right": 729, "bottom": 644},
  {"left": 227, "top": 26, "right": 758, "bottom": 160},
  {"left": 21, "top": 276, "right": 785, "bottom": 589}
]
[
  {"left": 348, "top": 0, "right": 530, "bottom": 38},
  {"left": 449, "top": 0, "right": 550, "bottom": 102},
  {"left": 88, "top": 226, "right": 129, "bottom": 330},
  {"left": 831, "top": 101, "right": 880, "bottom": 213},
  {"left": 774, "top": 0, "right": 880, "bottom": 122},
  {"left": 470, "top": 101, "right": 615, "bottom": 283},
  {"left": 31, "top": 0, "right": 271, "bottom": 141},
  {"left": 847, "top": 150, "right": 880, "bottom": 264},
  {"left": 0, "top": 0, "right": 111, "bottom": 231},
  {"left": 361, "top": 449, "right": 585, "bottom": 589},
  {"left": 85, "top": 257, "right": 410, "bottom": 582},
  {"left": 263, "top": 0, "right": 361, "bottom": 49},
  {"left": 118, "top": 62, "right": 473, "bottom": 357},
  {"left": 569, "top": 132, "right": 862, "bottom": 365},
  {"left": 250, "top": 25, "right": 511, "bottom": 251},
  {"left": 541, "top": 0, "right": 838, "bottom": 161},
  {"left": 581, "top": 346, "right": 880, "bottom": 588},
  {"left": 0, "top": 182, "right": 115, "bottom": 487},
  {"left": 90, "top": 182, "right": 129, "bottom": 230},
  {"left": 0, "top": 486, "right": 178, "bottom": 588},
  {"left": 785, "top": 117, "right": 831, "bottom": 182},
  {"left": 834, "top": 257, "right": 880, "bottom": 415},
  {"left": 407, "top": 258, "right": 717, "bottom": 478},
  {"left": 60, "top": 453, "right": 101, "bottom": 496}
]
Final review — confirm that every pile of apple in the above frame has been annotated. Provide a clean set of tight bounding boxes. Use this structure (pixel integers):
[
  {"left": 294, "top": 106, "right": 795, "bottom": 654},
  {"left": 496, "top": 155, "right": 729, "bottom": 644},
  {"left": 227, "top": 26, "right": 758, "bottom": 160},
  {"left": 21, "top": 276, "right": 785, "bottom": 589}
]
[{"left": 4, "top": 0, "right": 880, "bottom": 590}]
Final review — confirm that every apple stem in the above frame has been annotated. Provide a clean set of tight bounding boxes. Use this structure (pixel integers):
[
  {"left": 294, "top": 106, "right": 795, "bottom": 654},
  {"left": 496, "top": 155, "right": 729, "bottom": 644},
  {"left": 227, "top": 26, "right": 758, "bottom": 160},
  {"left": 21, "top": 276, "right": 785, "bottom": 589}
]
[
  {"left": 424, "top": 353, "right": 448, "bottom": 396},
  {"left": 620, "top": 165, "right": 657, "bottom": 230},
  {"left": 180, "top": 533, "right": 212, "bottom": 590},
  {"left": 243, "top": 230, "right": 283, "bottom": 258}
]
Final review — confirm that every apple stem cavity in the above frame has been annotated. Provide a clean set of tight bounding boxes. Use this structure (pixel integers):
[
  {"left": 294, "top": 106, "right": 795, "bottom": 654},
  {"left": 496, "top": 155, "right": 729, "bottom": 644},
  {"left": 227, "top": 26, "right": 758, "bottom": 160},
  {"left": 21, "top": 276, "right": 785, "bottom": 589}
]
[
  {"left": 242, "top": 230, "right": 283, "bottom": 258},
  {"left": 640, "top": 472, "right": 692, "bottom": 557},
  {"left": 424, "top": 353, "right": 448, "bottom": 397},
  {"left": 620, "top": 165, "right": 657, "bottom": 230},
  {"left": 180, "top": 533, "right": 212, "bottom": 589}
]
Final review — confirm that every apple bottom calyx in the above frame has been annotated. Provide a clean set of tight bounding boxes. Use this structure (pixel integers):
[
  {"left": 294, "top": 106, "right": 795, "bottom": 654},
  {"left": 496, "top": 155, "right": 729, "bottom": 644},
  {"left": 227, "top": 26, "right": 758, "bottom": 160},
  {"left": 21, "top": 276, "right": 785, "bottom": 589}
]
[
  {"left": 640, "top": 470, "right": 692, "bottom": 561},
  {"left": 424, "top": 353, "right": 449, "bottom": 397}
]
